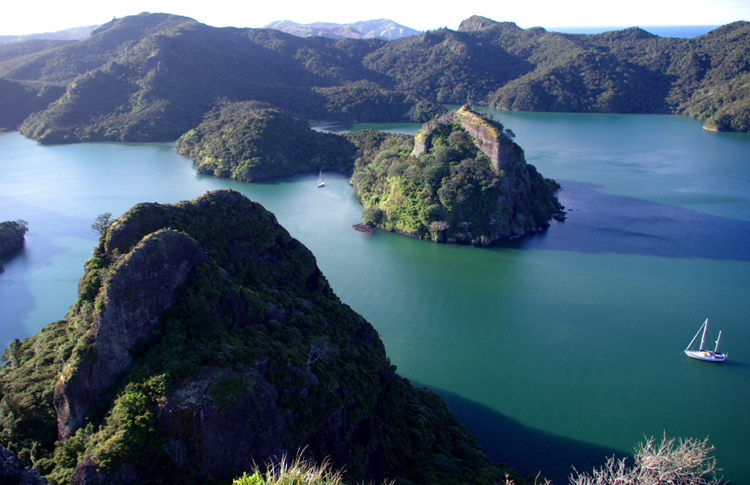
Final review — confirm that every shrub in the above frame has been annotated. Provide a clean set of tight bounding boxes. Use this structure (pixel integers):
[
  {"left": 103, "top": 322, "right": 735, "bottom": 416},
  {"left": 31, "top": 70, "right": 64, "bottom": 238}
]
[
  {"left": 233, "top": 453, "right": 390, "bottom": 485},
  {"left": 568, "top": 434, "right": 722, "bottom": 485}
]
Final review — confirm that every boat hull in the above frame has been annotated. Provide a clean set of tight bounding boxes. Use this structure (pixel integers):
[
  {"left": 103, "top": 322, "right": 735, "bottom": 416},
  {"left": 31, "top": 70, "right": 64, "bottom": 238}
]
[{"left": 685, "top": 349, "right": 726, "bottom": 362}]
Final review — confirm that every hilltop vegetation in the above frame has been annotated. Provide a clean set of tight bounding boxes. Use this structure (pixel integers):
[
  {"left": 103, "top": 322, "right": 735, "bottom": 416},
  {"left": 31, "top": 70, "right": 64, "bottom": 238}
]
[
  {"left": 0, "top": 190, "right": 521, "bottom": 485},
  {"left": 172, "top": 104, "right": 562, "bottom": 243},
  {"left": 0, "top": 12, "right": 748, "bottom": 140}
]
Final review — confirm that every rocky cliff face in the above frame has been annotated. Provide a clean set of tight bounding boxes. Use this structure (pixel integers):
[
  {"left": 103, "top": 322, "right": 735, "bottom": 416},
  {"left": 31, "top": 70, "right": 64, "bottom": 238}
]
[
  {"left": 54, "top": 229, "right": 208, "bottom": 439},
  {"left": 412, "top": 106, "right": 517, "bottom": 172},
  {"left": 1, "top": 190, "right": 516, "bottom": 485},
  {"left": 0, "top": 445, "right": 47, "bottom": 485}
]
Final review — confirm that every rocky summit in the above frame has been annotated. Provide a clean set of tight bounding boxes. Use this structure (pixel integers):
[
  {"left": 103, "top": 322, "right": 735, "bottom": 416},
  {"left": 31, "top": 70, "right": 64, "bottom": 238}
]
[{"left": 0, "top": 190, "right": 518, "bottom": 485}]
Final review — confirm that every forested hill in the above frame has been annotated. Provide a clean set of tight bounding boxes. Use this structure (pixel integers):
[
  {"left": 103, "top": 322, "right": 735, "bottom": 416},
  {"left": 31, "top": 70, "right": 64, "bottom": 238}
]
[
  {"left": 0, "top": 13, "right": 443, "bottom": 142},
  {"left": 0, "top": 12, "right": 748, "bottom": 140},
  {"left": 0, "top": 190, "right": 520, "bottom": 484}
]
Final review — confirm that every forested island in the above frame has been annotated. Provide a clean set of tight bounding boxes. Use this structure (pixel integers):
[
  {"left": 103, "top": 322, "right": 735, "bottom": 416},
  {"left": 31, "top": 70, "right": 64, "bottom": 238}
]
[
  {"left": 0, "top": 221, "right": 27, "bottom": 255},
  {"left": 0, "top": 221, "right": 28, "bottom": 273},
  {"left": 0, "top": 13, "right": 748, "bottom": 138}
]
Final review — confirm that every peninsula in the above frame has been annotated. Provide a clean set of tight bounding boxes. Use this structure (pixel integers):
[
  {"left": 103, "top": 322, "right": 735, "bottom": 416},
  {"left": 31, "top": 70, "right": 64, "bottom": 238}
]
[{"left": 350, "top": 106, "right": 562, "bottom": 244}]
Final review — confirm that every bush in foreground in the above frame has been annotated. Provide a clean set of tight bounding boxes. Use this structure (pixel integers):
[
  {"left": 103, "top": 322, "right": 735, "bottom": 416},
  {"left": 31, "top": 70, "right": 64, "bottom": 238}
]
[
  {"left": 569, "top": 434, "right": 722, "bottom": 485},
  {"left": 237, "top": 435, "right": 722, "bottom": 485},
  {"left": 233, "top": 454, "right": 356, "bottom": 485}
]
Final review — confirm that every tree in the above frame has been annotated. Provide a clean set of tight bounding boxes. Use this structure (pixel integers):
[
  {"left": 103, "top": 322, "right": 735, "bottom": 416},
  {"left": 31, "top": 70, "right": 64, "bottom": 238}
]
[
  {"left": 91, "top": 212, "right": 112, "bottom": 234},
  {"left": 362, "top": 207, "right": 384, "bottom": 225},
  {"left": 306, "top": 336, "right": 337, "bottom": 367},
  {"left": 8, "top": 338, "right": 22, "bottom": 368},
  {"left": 569, "top": 434, "right": 722, "bottom": 485},
  {"left": 430, "top": 220, "right": 450, "bottom": 232}
]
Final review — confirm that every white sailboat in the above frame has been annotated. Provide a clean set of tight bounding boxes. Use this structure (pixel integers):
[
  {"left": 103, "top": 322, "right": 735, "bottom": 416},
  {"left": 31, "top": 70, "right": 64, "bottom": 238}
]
[
  {"left": 317, "top": 170, "right": 325, "bottom": 188},
  {"left": 684, "top": 318, "right": 726, "bottom": 362}
]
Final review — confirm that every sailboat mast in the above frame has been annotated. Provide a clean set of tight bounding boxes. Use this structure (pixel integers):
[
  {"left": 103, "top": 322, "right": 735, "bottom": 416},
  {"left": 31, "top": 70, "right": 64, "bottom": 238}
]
[
  {"left": 699, "top": 318, "right": 708, "bottom": 351},
  {"left": 686, "top": 320, "right": 705, "bottom": 351},
  {"left": 715, "top": 331, "right": 722, "bottom": 353}
]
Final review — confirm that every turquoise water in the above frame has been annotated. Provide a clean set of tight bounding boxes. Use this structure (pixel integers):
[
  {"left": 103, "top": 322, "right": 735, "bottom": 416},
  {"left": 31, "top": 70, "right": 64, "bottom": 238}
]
[{"left": 1, "top": 111, "right": 749, "bottom": 483}]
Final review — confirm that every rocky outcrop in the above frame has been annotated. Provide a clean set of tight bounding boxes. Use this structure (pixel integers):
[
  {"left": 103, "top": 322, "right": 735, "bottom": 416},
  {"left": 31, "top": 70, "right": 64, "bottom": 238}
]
[
  {"left": 0, "top": 445, "right": 47, "bottom": 485},
  {"left": 0, "top": 221, "right": 28, "bottom": 255},
  {"left": 411, "top": 110, "right": 459, "bottom": 157},
  {"left": 2, "top": 189, "right": 514, "bottom": 485},
  {"left": 453, "top": 107, "right": 515, "bottom": 171},
  {"left": 458, "top": 15, "right": 502, "bottom": 32},
  {"left": 412, "top": 106, "right": 517, "bottom": 172},
  {"left": 54, "top": 229, "right": 208, "bottom": 439}
]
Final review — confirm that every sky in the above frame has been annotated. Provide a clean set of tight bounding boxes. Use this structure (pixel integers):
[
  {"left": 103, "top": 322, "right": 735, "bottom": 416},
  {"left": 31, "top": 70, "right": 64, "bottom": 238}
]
[{"left": 1, "top": 0, "right": 748, "bottom": 36}]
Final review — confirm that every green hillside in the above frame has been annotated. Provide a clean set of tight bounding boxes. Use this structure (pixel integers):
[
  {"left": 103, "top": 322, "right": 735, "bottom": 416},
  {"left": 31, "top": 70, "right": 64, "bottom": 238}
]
[{"left": 175, "top": 101, "right": 358, "bottom": 182}]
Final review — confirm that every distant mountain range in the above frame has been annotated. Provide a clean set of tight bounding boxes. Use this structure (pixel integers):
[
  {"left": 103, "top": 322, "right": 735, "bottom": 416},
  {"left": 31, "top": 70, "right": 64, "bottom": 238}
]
[
  {"left": 0, "top": 25, "right": 100, "bottom": 45},
  {"left": 0, "top": 18, "right": 418, "bottom": 45},
  {"left": 262, "top": 19, "right": 421, "bottom": 40}
]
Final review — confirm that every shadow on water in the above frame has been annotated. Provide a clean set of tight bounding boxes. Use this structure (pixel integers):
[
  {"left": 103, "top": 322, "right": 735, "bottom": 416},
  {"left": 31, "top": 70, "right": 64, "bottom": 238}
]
[
  {"left": 0, "top": 245, "right": 35, "bottom": 351},
  {"left": 500, "top": 180, "right": 750, "bottom": 262},
  {"left": 414, "top": 381, "right": 625, "bottom": 484}
]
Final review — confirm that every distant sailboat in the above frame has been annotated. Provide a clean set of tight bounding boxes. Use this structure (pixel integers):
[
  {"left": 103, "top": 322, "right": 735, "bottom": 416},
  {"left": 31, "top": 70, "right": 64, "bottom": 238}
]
[
  {"left": 317, "top": 170, "right": 325, "bottom": 188},
  {"left": 685, "top": 318, "right": 726, "bottom": 362}
]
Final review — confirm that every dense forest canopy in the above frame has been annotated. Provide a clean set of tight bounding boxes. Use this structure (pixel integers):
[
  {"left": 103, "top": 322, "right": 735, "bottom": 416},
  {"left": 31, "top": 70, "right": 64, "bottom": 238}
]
[{"left": 0, "top": 12, "right": 748, "bottom": 139}]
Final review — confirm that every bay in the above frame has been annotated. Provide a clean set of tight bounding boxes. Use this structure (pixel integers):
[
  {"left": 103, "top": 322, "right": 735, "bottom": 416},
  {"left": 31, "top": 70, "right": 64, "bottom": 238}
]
[{"left": 1, "top": 110, "right": 749, "bottom": 484}]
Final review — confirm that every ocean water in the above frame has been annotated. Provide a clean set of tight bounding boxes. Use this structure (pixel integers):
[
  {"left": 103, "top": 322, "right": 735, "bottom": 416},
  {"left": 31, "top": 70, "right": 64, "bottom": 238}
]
[
  {"left": 546, "top": 25, "right": 722, "bottom": 37},
  {"left": 1, "top": 111, "right": 749, "bottom": 483}
]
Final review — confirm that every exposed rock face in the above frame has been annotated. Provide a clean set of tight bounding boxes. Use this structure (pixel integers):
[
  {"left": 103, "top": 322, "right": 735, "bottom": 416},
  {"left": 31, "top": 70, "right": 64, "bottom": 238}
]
[
  {"left": 412, "top": 106, "right": 518, "bottom": 172},
  {"left": 0, "top": 221, "right": 28, "bottom": 255},
  {"left": 453, "top": 107, "right": 515, "bottom": 171},
  {"left": 54, "top": 229, "right": 208, "bottom": 439},
  {"left": 411, "top": 110, "right": 458, "bottom": 157},
  {"left": 458, "top": 15, "right": 501, "bottom": 32},
  {"left": 0, "top": 445, "right": 47, "bottom": 485},
  {"left": 157, "top": 60, "right": 169, "bottom": 76}
]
